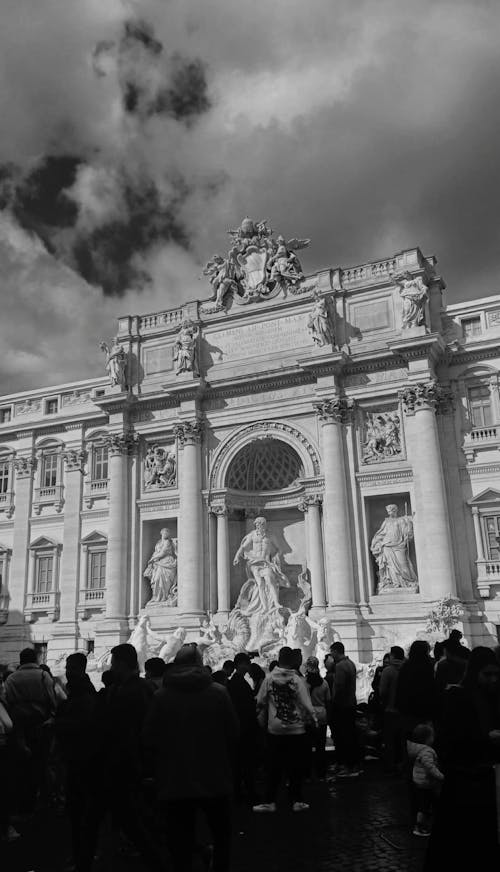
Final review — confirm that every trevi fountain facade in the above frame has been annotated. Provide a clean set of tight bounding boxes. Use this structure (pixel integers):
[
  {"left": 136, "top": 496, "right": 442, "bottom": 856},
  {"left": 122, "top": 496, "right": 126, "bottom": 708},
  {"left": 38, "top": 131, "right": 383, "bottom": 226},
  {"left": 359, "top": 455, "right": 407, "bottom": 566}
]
[{"left": 1, "top": 217, "right": 500, "bottom": 679}]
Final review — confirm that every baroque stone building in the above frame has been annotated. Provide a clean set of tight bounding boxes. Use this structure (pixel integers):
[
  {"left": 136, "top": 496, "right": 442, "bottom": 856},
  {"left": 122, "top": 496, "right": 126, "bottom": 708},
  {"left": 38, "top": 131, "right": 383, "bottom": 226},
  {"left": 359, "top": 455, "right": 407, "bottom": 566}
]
[{"left": 1, "top": 221, "right": 500, "bottom": 666}]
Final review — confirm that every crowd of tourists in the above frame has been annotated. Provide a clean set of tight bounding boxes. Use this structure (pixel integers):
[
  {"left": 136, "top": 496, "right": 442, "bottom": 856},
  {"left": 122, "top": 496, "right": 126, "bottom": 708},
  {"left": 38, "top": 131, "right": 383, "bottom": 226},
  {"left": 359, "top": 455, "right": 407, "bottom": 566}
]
[{"left": 0, "top": 631, "right": 499, "bottom": 871}]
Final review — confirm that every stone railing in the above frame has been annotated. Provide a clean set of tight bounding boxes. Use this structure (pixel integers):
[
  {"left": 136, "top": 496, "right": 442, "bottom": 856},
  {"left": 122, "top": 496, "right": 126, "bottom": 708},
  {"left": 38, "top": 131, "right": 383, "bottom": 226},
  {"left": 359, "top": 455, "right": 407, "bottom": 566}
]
[
  {"left": 0, "top": 593, "right": 9, "bottom": 624},
  {"left": 465, "top": 426, "right": 498, "bottom": 442},
  {"left": 139, "top": 308, "right": 184, "bottom": 332},
  {"left": 0, "top": 490, "right": 14, "bottom": 518},
  {"left": 24, "top": 590, "right": 60, "bottom": 622},
  {"left": 32, "top": 484, "right": 64, "bottom": 515},
  {"left": 77, "top": 587, "right": 106, "bottom": 619},
  {"left": 83, "top": 478, "right": 108, "bottom": 509},
  {"left": 342, "top": 258, "right": 397, "bottom": 286},
  {"left": 476, "top": 559, "right": 500, "bottom": 598}
]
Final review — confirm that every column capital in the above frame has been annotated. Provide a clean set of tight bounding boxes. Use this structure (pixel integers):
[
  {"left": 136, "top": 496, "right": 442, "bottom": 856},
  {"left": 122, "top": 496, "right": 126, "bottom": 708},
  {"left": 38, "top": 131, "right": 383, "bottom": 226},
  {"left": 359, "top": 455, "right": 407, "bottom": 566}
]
[
  {"left": 174, "top": 419, "right": 203, "bottom": 446},
  {"left": 398, "top": 381, "right": 455, "bottom": 417},
  {"left": 62, "top": 448, "right": 87, "bottom": 473},
  {"left": 298, "top": 494, "right": 323, "bottom": 513},
  {"left": 314, "top": 396, "right": 355, "bottom": 424},
  {"left": 106, "top": 431, "right": 139, "bottom": 456},
  {"left": 14, "top": 455, "right": 37, "bottom": 479},
  {"left": 211, "top": 503, "right": 229, "bottom": 517}
]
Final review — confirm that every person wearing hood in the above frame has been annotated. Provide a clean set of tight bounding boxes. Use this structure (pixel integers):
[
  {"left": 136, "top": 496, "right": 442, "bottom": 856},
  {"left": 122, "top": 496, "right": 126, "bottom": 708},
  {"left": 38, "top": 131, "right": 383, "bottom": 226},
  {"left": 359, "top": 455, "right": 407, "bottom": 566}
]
[
  {"left": 143, "top": 643, "right": 239, "bottom": 872},
  {"left": 253, "top": 646, "right": 318, "bottom": 813},
  {"left": 379, "top": 645, "right": 405, "bottom": 775},
  {"left": 54, "top": 652, "right": 97, "bottom": 871}
]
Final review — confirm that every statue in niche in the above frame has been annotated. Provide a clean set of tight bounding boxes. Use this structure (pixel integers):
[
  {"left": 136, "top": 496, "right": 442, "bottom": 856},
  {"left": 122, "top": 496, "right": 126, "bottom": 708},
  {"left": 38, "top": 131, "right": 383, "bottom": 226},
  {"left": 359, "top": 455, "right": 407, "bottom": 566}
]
[
  {"left": 394, "top": 272, "right": 428, "bottom": 329},
  {"left": 100, "top": 338, "right": 127, "bottom": 389},
  {"left": 307, "top": 291, "right": 335, "bottom": 347},
  {"left": 173, "top": 318, "right": 199, "bottom": 375},
  {"left": 144, "top": 528, "right": 178, "bottom": 604},
  {"left": 144, "top": 445, "right": 176, "bottom": 489},
  {"left": 370, "top": 504, "right": 418, "bottom": 592},
  {"left": 233, "top": 515, "right": 291, "bottom": 650},
  {"left": 362, "top": 412, "right": 401, "bottom": 463}
]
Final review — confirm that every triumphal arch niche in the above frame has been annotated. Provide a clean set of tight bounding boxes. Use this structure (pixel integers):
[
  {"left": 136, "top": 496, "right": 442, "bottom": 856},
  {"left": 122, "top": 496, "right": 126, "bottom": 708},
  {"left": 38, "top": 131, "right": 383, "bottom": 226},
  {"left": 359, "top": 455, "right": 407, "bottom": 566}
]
[{"left": 208, "top": 421, "right": 325, "bottom": 620}]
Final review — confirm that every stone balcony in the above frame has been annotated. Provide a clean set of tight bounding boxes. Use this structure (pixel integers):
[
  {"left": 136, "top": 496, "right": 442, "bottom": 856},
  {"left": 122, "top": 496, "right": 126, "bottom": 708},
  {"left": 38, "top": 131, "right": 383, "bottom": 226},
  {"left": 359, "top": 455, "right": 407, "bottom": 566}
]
[
  {"left": 32, "top": 484, "right": 64, "bottom": 515},
  {"left": 463, "top": 426, "right": 500, "bottom": 462},
  {"left": 24, "top": 590, "right": 60, "bottom": 622},
  {"left": 0, "top": 490, "right": 14, "bottom": 518},
  {"left": 476, "top": 560, "right": 500, "bottom": 598},
  {"left": 83, "top": 478, "right": 109, "bottom": 509},
  {"left": 0, "top": 593, "right": 9, "bottom": 624},
  {"left": 77, "top": 587, "right": 106, "bottom": 619}
]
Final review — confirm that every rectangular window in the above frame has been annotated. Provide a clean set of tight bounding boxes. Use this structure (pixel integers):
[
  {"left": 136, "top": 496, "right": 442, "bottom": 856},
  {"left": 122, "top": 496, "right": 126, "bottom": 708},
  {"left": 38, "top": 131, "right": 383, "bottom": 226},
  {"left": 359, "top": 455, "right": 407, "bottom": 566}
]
[
  {"left": 33, "top": 642, "right": 48, "bottom": 664},
  {"left": 0, "top": 462, "right": 9, "bottom": 494},
  {"left": 36, "top": 555, "right": 53, "bottom": 593},
  {"left": 0, "top": 408, "right": 11, "bottom": 424},
  {"left": 88, "top": 551, "right": 106, "bottom": 589},
  {"left": 484, "top": 515, "right": 500, "bottom": 561},
  {"left": 462, "top": 316, "right": 481, "bottom": 338},
  {"left": 45, "top": 399, "right": 58, "bottom": 415},
  {"left": 92, "top": 446, "right": 108, "bottom": 481},
  {"left": 468, "top": 385, "right": 493, "bottom": 428},
  {"left": 86, "top": 639, "right": 95, "bottom": 655},
  {"left": 42, "top": 454, "right": 58, "bottom": 488}
]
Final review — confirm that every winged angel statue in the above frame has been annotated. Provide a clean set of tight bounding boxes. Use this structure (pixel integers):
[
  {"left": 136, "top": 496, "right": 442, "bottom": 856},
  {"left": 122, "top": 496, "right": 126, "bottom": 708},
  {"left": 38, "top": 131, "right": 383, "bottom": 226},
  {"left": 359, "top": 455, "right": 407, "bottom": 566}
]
[{"left": 202, "top": 217, "right": 310, "bottom": 310}]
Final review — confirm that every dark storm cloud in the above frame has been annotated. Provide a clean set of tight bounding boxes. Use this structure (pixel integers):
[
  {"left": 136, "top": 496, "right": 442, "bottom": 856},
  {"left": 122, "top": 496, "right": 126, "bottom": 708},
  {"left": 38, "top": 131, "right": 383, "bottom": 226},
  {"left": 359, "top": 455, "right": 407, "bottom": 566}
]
[
  {"left": 1, "top": 0, "right": 500, "bottom": 393},
  {"left": 1, "top": 14, "right": 211, "bottom": 296}
]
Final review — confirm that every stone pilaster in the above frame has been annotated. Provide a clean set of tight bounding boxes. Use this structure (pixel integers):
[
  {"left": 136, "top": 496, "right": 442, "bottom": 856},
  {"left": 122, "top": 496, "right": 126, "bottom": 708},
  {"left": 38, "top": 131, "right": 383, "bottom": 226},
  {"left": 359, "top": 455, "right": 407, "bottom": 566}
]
[
  {"left": 213, "top": 504, "right": 231, "bottom": 614},
  {"left": 8, "top": 456, "right": 36, "bottom": 619},
  {"left": 314, "top": 398, "right": 356, "bottom": 607},
  {"left": 399, "top": 382, "right": 457, "bottom": 598},
  {"left": 103, "top": 433, "right": 137, "bottom": 622},
  {"left": 174, "top": 419, "right": 204, "bottom": 614},
  {"left": 57, "top": 449, "right": 86, "bottom": 626},
  {"left": 298, "top": 495, "right": 326, "bottom": 608}
]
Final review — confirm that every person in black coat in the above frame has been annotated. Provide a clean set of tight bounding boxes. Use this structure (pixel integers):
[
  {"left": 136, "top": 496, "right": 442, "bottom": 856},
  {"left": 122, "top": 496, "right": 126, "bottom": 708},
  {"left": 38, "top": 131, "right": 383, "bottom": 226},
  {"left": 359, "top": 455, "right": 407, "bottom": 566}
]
[
  {"left": 54, "top": 653, "right": 96, "bottom": 870},
  {"left": 425, "top": 646, "right": 500, "bottom": 869},
  {"left": 228, "top": 653, "right": 259, "bottom": 804},
  {"left": 395, "top": 640, "right": 435, "bottom": 737}
]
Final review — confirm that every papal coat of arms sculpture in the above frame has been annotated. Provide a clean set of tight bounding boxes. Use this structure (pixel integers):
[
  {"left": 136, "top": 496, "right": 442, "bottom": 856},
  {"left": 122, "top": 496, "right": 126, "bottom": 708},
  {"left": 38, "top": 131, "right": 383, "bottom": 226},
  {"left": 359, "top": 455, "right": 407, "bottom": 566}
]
[{"left": 202, "top": 216, "right": 311, "bottom": 311}]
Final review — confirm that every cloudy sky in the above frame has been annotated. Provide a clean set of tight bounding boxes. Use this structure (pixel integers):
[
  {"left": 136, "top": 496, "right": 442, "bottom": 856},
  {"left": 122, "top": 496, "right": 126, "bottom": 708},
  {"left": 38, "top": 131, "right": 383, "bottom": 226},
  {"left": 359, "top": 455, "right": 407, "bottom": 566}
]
[{"left": 1, "top": 0, "right": 499, "bottom": 393}]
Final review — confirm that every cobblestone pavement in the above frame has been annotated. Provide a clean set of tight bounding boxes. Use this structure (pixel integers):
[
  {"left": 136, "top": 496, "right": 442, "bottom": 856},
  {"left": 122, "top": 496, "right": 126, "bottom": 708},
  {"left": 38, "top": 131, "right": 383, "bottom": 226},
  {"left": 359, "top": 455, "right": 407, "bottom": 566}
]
[{"left": 2, "top": 760, "right": 427, "bottom": 872}]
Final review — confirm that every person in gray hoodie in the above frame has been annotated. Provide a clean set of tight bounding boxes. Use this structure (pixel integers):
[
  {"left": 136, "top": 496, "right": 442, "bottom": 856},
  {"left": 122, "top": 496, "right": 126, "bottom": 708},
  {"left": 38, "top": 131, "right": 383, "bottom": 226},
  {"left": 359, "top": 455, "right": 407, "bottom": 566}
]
[{"left": 253, "top": 646, "right": 317, "bottom": 813}]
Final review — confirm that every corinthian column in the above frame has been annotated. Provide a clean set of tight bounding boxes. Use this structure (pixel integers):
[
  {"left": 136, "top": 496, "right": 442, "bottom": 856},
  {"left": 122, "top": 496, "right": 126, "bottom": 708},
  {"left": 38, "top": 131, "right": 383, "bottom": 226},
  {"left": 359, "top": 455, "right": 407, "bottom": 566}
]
[
  {"left": 9, "top": 456, "right": 36, "bottom": 618},
  {"left": 59, "top": 448, "right": 86, "bottom": 623},
  {"left": 298, "top": 495, "right": 326, "bottom": 608},
  {"left": 399, "top": 382, "right": 456, "bottom": 598},
  {"left": 314, "top": 398, "right": 356, "bottom": 606},
  {"left": 213, "top": 504, "right": 231, "bottom": 614},
  {"left": 105, "top": 433, "right": 137, "bottom": 619},
  {"left": 174, "top": 420, "right": 204, "bottom": 614}
]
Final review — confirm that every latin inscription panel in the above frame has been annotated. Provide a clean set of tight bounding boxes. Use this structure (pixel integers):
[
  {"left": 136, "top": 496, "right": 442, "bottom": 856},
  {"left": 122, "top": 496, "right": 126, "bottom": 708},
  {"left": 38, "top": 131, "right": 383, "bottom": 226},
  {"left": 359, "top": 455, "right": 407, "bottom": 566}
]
[{"left": 209, "top": 313, "right": 310, "bottom": 363}]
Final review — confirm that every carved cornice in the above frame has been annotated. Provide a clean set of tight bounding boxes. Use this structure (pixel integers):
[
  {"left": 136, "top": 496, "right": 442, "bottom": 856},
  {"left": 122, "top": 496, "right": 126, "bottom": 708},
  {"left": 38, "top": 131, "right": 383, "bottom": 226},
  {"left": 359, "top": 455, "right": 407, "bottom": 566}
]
[
  {"left": 105, "top": 432, "right": 140, "bottom": 456},
  {"left": 398, "top": 382, "right": 455, "bottom": 416},
  {"left": 136, "top": 497, "right": 180, "bottom": 512},
  {"left": 14, "top": 455, "right": 37, "bottom": 478},
  {"left": 355, "top": 468, "right": 413, "bottom": 486},
  {"left": 173, "top": 419, "right": 203, "bottom": 446},
  {"left": 298, "top": 494, "right": 323, "bottom": 512},
  {"left": 314, "top": 397, "right": 356, "bottom": 424},
  {"left": 62, "top": 448, "right": 87, "bottom": 472},
  {"left": 460, "top": 463, "right": 500, "bottom": 480}
]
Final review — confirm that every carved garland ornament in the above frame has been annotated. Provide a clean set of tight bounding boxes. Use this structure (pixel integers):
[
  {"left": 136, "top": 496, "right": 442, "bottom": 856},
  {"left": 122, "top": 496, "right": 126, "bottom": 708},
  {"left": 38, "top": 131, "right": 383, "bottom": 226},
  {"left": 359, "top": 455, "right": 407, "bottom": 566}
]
[
  {"left": 209, "top": 421, "right": 321, "bottom": 489},
  {"left": 398, "top": 382, "right": 455, "bottom": 416}
]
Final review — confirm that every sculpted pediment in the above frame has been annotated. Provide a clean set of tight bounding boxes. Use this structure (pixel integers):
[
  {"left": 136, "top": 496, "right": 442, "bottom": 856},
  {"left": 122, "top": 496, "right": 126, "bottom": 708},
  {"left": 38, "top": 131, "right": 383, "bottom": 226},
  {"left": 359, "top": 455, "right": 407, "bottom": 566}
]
[{"left": 469, "top": 488, "right": 500, "bottom": 505}]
